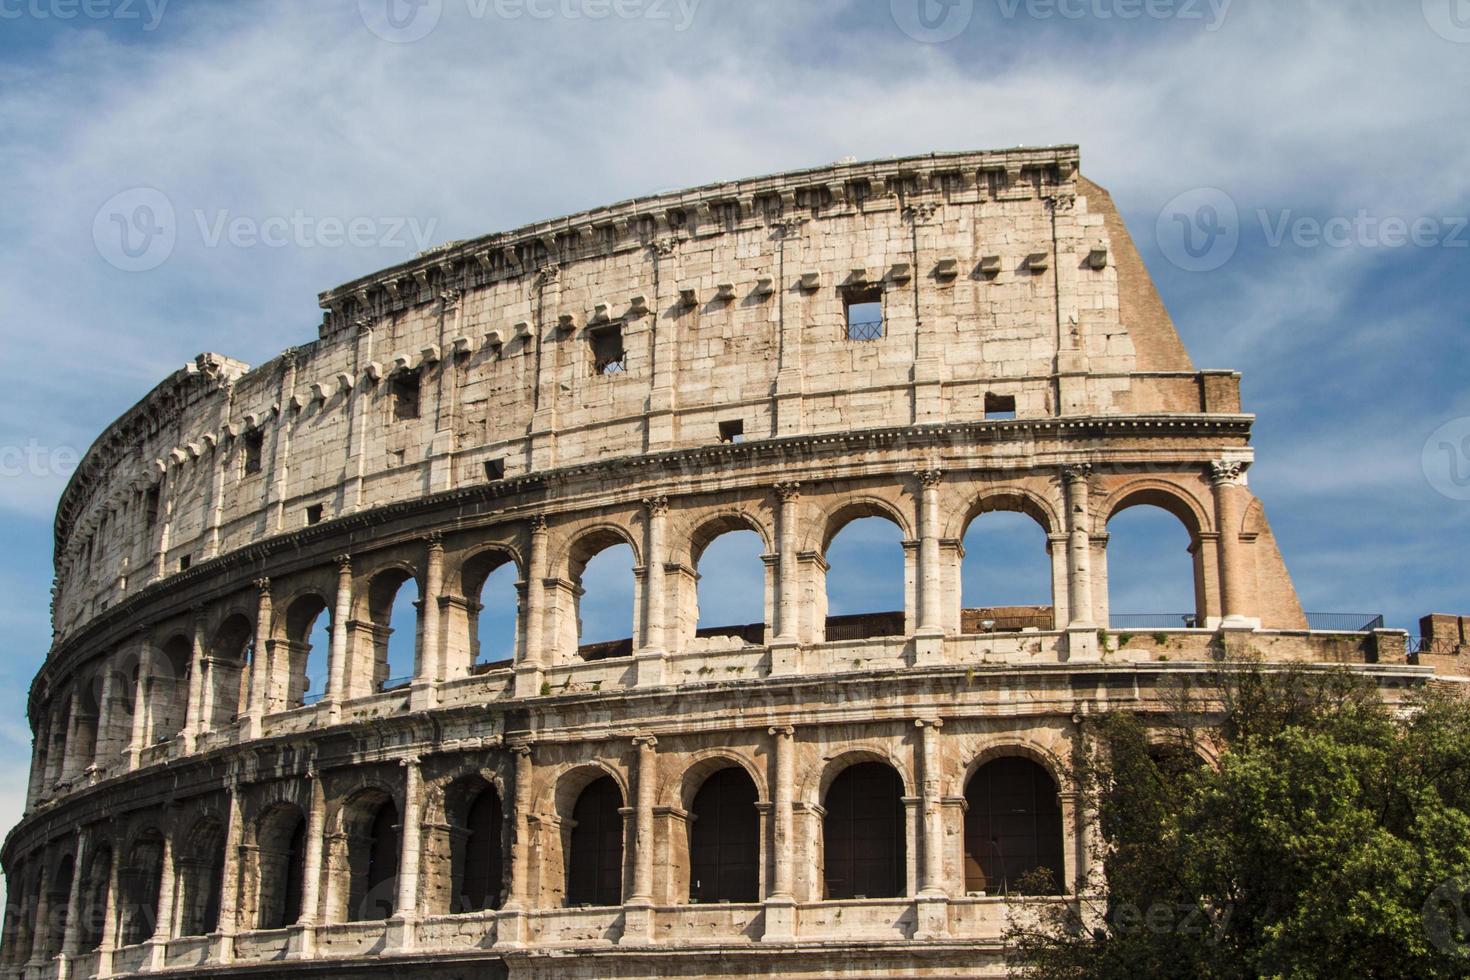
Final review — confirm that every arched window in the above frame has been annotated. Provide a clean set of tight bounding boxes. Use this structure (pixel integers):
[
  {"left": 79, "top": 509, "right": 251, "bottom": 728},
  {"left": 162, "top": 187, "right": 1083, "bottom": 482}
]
[
  {"left": 256, "top": 804, "right": 306, "bottom": 930},
  {"left": 688, "top": 767, "right": 760, "bottom": 903},
  {"left": 1106, "top": 495, "right": 1204, "bottom": 630},
  {"left": 963, "top": 757, "right": 1064, "bottom": 896},
  {"left": 209, "top": 614, "right": 254, "bottom": 730},
  {"left": 119, "top": 830, "right": 164, "bottom": 946},
  {"left": 44, "top": 853, "right": 75, "bottom": 958},
  {"left": 448, "top": 779, "right": 504, "bottom": 913},
  {"left": 691, "top": 528, "right": 767, "bottom": 643},
  {"left": 284, "top": 595, "right": 330, "bottom": 708},
  {"left": 822, "top": 763, "right": 905, "bottom": 899},
  {"left": 367, "top": 570, "right": 419, "bottom": 692},
  {"left": 150, "top": 637, "right": 192, "bottom": 744},
  {"left": 962, "top": 508, "right": 1055, "bottom": 632},
  {"left": 177, "top": 819, "right": 226, "bottom": 937},
  {"left": 47, "top": 697, "right": 71, "bottom": 784},
  {"left": 571, "top": 537, "right": 636, "bottom": 661},
  {"left": 463, "top": 553, "right": 518, "bottom": 671},
  {"left": 823, "top": 515, "right": 906, "bottom": 641},
  {"left": 346, "top": 796, "right": 400, "bottom": 922},
  {"left": 566, "top": 776, "right": 623, "bottom": 907},
  {"left": 77, "top": 844, "right": 112, "bottom": 952}
]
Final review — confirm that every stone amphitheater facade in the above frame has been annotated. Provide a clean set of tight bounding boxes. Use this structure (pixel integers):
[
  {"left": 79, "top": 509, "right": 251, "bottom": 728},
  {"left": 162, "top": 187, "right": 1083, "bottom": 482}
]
[{"left": 0, "top": 147, "right": 1448, "bottom": 979}]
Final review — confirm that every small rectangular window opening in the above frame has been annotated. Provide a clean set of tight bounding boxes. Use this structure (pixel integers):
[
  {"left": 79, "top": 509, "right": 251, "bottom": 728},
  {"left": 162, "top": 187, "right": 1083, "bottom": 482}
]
[
  {"left": 243, "top": 429, "right": 265, "bottom": 475},
  {"left": 984, "top": 393, "right": 1017, "bottom": 421},
  {"left": 484, "top": 458, "right": 506, "bottom": 481},
  {"left": 178, "top": 555, "right": 191, "bottom": 572},
  {"left": 844, "top": 285, "right": 884, "bottom": 341},
  {"left": 145, "top": 486, "right": 161, "bottom": 528},
  {"left": 391, "top": 370, "right": 422, "bottom": 420},
  {"left": 305, "top": 504, "right": 324, "bottom": 526},
  {"left": 590, "top": 324, "right": 625, "bottom": 375},
  {"left": 718, "top": 419, "right": 745, "bottom": 444}
]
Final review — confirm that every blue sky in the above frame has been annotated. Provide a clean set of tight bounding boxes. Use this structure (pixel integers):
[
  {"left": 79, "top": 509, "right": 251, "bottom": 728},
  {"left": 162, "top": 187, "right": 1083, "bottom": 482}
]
[{"left": 2, "top": 0, "right": 1469, "bottom": 901}]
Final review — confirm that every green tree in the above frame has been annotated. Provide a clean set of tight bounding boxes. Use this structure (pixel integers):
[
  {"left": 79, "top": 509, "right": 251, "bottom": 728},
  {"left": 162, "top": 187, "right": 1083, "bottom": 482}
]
[{"left": 1007, "top": 666, "right": 1470, "bottom": 979}]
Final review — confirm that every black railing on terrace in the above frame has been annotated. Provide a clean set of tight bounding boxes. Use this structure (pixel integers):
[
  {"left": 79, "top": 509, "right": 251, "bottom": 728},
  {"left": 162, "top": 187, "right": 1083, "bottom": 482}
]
[
  {"left": 824, "top": 611, "right": 905, "bottom": 641},
  {"left": 846, "top": 317, "right": 883, "bottom": 341},
  {"left": 1109, "top": 614, "right": 1203, "bottom": 629},
  {"left": 1306, "top": 612, "right": 1384, "bottom": 632}
]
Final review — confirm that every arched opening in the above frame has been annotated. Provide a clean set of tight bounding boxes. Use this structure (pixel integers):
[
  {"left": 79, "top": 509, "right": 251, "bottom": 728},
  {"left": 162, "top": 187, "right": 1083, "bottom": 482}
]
[
  {"left": 445, "top": 777, "right": 504, "bottom": 913},
  {"left": 963, "top": 757, "right": 1064, "bottom": 896},
  {"left": 150, "top": 637, "right": 192, "bottom": 744},
  {"left": 1106, "top": 496, "right": 1203, "bottom": 630},
  {"left": 690, "top": 527, "right": 767, "bottom": 645},
  {"left": 565, "top": 776, "right": 624, "bottom": 907},
  {"left": 119, "top": 829, "right": 164, "bottom": 946},
  {"left": 463, "top": 552, "right": 518, "bottom": 672},
  {"left": 71, "top": 679, "right": 101, "bottom": 772},
  {"left": 822, "top": 762, "right": 905, "bottom": 900},
  {"left": 47, "top": 697, "right": 71, "bottom": 784},
  {"left": 344, "top": 794, "right": 400, "bottom": 922},
  {"left": 688, "top": 767, "right": 760, "bottom": 904},
  {"left": 256, "top": 805, "right": 306, "bottom": 930},
  {"left": 283, "top": 594, "right": 330, "bottom": 708},
  {"left": 962, "top": 506, "right": 1055, "bottom": 632},
  {"left": 177, "top": 818, "right": 226, "bottom": 937},
  {"left": 101, "top": 653, "right": 140, "bottom": 768},
  {"left": 367, "top": 569, "right": 419, "bottom": 692},
  {"left": 570, "top": 534, "right": 636, "bottom": 661},
  {"left": 822, "top": 514, "right": 906, "bottom": 642},
  {"left": 209, "top": 614, "right": 254, "bottom": 730},
  {"left": 77, "top": 844, "right": 112, "bottom": 952},
  {"left": 44, "top": 853, "right": 75, "bottom": 957}
]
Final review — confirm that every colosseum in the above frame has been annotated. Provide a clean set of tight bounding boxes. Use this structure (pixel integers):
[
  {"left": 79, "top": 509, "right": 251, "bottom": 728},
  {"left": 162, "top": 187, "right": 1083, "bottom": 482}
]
[{"left": 2, "top": 145, "right": 1462, "bottom": 980}]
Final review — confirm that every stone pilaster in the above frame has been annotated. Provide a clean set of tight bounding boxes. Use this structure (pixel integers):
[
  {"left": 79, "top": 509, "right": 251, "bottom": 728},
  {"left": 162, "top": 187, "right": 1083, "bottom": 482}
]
[{"left": 762, "top": 725, "right": 796, "bottom": 942}]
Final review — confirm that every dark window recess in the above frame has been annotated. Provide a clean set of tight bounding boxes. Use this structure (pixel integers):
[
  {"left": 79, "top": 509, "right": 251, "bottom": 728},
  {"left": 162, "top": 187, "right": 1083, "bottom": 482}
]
[
  {"left": 391, "top": 370, "right": 422, "bottom": 420},
  {"left": 566, "top": 776, "right": 624, "bottom": 907},
  {"left": 718, "top": 419, "right": 745, "bottom": 444},
  {"left": 844, "top": 285, "right": 884, "bottom": 341},
  {"left": 984, "top": 393, "right": 1017, "bottom": 421},
  {"left": 179, "top": 555, "right": 191, "bottom": 572},
  {"left": 306, "top": 504, "right": 324, "bottom": 526},
  {"left": 484, "top": 458, "right": 506, "bottom": 481},
  {"left": 145, "top": 486, "right": 161, "bottom": 527},
  {"left": 590, "top": 325, "right": 625, "bottom": 375},
  {"left": 823, "top": 763, "right": 906, "bottom": 900},
  {"left": 963, "top": 757, "right": 1064, "bottom": 895},
  {"left": 243, "top": 429, "right": 265, "bottom": 474},
  {"left": 689, "top": 768, "right": 760, "bottom": 903}
]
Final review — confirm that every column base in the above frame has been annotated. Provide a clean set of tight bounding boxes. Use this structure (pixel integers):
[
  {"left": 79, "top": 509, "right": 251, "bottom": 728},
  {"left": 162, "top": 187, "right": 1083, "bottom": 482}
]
[
  {"left": 768, "top": 641, "right": 802, "bottom": 676},
  {"left": 144, "top": 938, "right": 168, "bottom": 972},
  {"left": 913, "top": 630, "right": 946, "bottom": 667},
  {"left": 514, "top": 664, "right": 546, "bottom": 698},
  {"left": 761, "top": 895, "right": 797, "bottom": 942},
  {"left": 385, "top": 914, "right": 416, "bottom": 951},
  {"left": 633, "top": 651, "right": 666, "bottom": 687},
  {"left": 53, "top": 954, "right": 74, "bottom": 980},
  {"left": 492, "top": 907, "right": 527, "bottom": 949},
  {"left": 619, "top": 902, "right": 655, "bottom": 945},
  {"left": 287, "top": 922, "right": 316, "bottom": 959},
  {"left": 914, "top": 893, "right": 950, "bottom": 939},
  {"left": 408, "top": 679, "right": 438, "bottom": 711},
  {"left": 1064, "top": 625, "right": 1100, "bottom": 662},
  {"left": 210, "top": 931, "right": 236, "bottom": 965}
]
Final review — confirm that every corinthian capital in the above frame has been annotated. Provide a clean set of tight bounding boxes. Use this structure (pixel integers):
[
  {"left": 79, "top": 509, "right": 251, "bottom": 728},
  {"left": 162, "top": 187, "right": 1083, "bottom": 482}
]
[{"left": 1209, "top": 460, "right": 1249, "bottom": 486}]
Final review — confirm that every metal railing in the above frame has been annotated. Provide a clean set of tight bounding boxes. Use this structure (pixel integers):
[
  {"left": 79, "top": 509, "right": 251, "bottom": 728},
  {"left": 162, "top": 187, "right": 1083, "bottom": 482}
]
[
  {"left": 378, "top": 675, "right": 413, "bottom": 692},
  {"left": 1109, "top": 614, "right": 1202, "bottom": 629},
  {"left": 594, "top": 352, "right": 626, "bottom": 374},
  {"left": 1305, "top": 612, "right": 1384, "bottom": 632},
  {"left": 846, "top": 317, "right": 883, "bottom": 341}
]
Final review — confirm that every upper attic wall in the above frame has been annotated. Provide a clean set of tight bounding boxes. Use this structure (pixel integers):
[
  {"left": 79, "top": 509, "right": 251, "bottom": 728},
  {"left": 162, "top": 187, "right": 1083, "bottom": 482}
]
[{"left": 51, "top": 146, "right": 1234, "bottom": 642}]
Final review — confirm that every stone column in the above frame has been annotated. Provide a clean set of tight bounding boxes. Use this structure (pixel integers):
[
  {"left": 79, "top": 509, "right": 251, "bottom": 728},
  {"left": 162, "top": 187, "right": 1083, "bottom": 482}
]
[
  {"left": 1047, "top": 534, "right": 1070, "bottom": 629},
  {"left": 213, "top": 780, "right": 244, "bottom": 962},
  {"left": 244, "top": 579, "right": 272, "bottom": 736},
  {"left": 515, "top": 518, "right": 548, "bottom": 698},
  {"left": 636, "top": 498, "right": 668, "bottom": 686},
  {"left": 25, "top": 856, "right": 53, "bottom": 969},
  {"left": 94, "top": 842, "right": 121, "bottom": 977},
  {"left": 325, "top": 556, "right": 353, "bottom": 717},
  {"left": 621, "top": 735, "right": 657, "bottom": 945},
  {"left": 411, "top": 535, "right": 444, "bottom": 710},
  {"left": 1210, "top": 461, "right": 1256, "bottom": 628},
  {"left": 915, "top": 470, "right": 945, "bottom": 665},
  {"left": 496, "top": 741, "right": 533, "bottom": 948},
  {"left": 146, "top": 832, "right": 176, "bottom": 969},
  {"left": 93, "top": 664, "right": 117, "bottom": 772},
  {"left": 762, "top": 725, "right": 796, "bottom": 942},
  {"left": 183, "top": 611, "right": 208, "bottom": 749},
  {"left": 58, "top": 829, "right": 90, "bottom": 961},
  {"left": 771, "top": 483, "right": 801, "bottom": 674},
  {"left": 1063, "top": 465, "right": 1099, "bottom": 660},
  {"left": 389, "top": 757, "right": 423, "bottom": 949},
  {"left": 293, "top": 769, "right": 327, "bottom": 957},
  {"left": 915, "top": 718, "right": 950, "bottom": 937},
  {"left": 127, "top": 642, "right": 153, "bottom": 770}
]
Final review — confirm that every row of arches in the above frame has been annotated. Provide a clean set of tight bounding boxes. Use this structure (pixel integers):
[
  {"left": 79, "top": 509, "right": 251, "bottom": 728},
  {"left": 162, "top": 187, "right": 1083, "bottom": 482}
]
[{"left": 34, "top": 477, "right": 1227, "bottom": 802}]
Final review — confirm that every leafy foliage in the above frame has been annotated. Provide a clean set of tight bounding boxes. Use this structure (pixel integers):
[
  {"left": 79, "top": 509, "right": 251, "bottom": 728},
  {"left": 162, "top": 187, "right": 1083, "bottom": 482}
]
[{"left": 1007, "top": 667, "right": 1470, "bottom": 979}]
